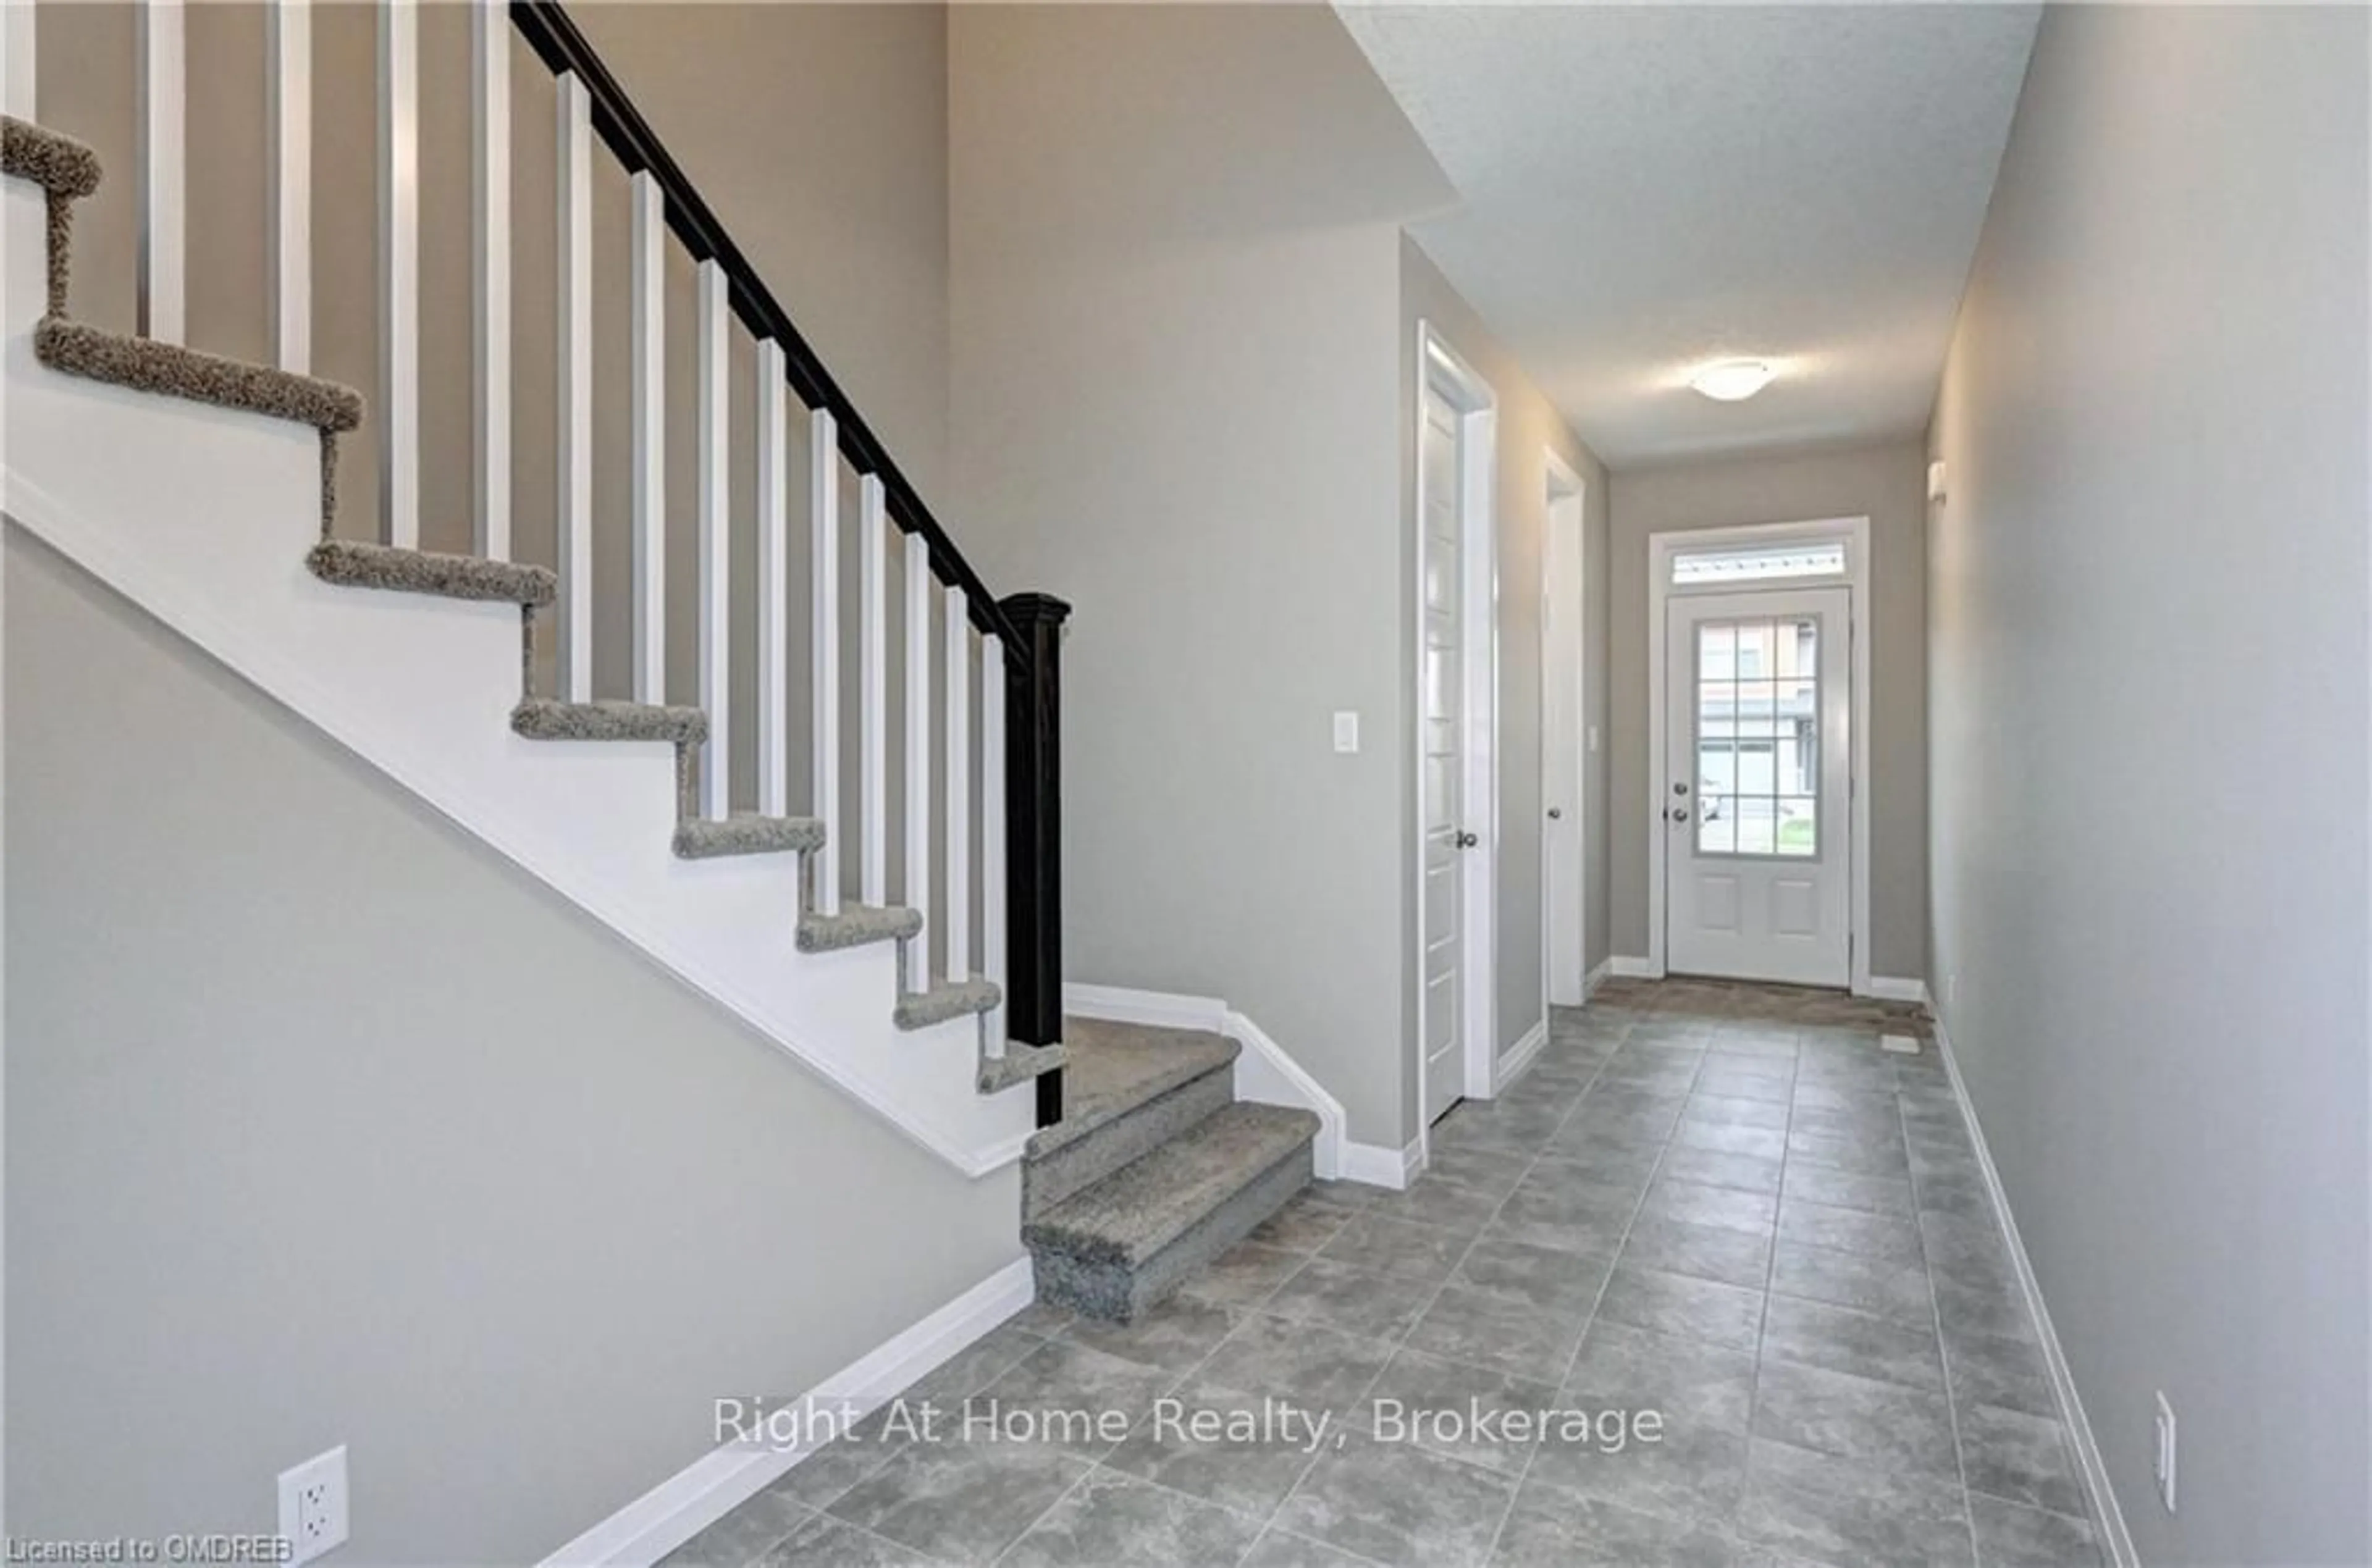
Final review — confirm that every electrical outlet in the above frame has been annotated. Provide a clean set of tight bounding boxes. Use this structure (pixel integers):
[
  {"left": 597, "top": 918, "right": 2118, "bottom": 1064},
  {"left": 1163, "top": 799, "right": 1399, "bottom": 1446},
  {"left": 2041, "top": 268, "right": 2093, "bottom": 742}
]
[
  {"left": 278, "top": 1446, "right": 350, "bottom": 1564},
  {"left": 2153, "top": 1392, "right": 2177, "bottom": 1512}
]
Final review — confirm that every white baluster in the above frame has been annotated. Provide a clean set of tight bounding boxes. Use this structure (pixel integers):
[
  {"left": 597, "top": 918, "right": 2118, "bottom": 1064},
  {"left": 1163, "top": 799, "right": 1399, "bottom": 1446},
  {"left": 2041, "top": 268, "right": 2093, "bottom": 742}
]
[
  {"left": 944, "top": 588, "right": 970, "bottom": 981},
  {"left": 809, "top": 410, "right": 841, "bottom": 913},
  {"left": 630, "top": 172, "right": 665, "bottom": 702},
  {"left": 472, "top": 0, "right": 510, "bottom": 559},
  {"left": 756, "top": 343, "right": 789, "bottom": 816},
  {"left": 904, "top": 534, "right": 932, "bottom": 992},
  {"left": 859, "top": 475, "right": 888, "bottom": 907},
  {"left": 377, "top": 0, "right": 417, "bottom": 547},
  {"left": 696, "top": 261, "right": 729, "bottom": 820},
  {"left": 555, "top": 71, "right": 591, "bottom": 697},
  {"left": 982, "top": 635, "right": 1008, "bottom": 1057},
  {"left": 4, "top": 0, "right": 37, "bottom": 118},
  {"left": 136, "top": 0, "right": 184, "bottom": 343},
  {"left": 267, "top": 0, "right": 309, "bottom": 373}
]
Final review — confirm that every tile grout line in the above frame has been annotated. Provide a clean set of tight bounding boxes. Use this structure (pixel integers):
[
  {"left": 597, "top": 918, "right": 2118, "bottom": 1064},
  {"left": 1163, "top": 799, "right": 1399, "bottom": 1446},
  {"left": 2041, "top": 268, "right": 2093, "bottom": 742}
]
[
  {"left": 1735, "top": 1017, "right": 1805, "bottom": 1547},
  {"left": 1054, "top": 1173, "right": 1426, "bottom": 1567},
  {"left": 1901, "top": 1045, "right": 1987, "bottom": 1568},
  {"left": 1476, "top": 1007, "right": 1715, "bottom": 1564},
  {"left": 1258, "top": 1008, "right": 1628, "bottom": 1559},
  {"left": 1463, "top": 1010, "right": 1639, "bottom": 1566}
]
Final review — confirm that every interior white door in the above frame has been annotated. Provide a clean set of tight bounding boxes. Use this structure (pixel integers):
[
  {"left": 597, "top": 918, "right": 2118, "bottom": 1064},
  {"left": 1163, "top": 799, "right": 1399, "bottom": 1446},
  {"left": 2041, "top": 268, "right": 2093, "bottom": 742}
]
[
  {"left": 1420, "top": 387, "right": 1468, "bottom": 1120},
  {"left": 1665, "top": 587, "right": 1851, "bottom": 986},
  {"left": 1544, "top": 477, "right": 1585, "bottom": 1006}
]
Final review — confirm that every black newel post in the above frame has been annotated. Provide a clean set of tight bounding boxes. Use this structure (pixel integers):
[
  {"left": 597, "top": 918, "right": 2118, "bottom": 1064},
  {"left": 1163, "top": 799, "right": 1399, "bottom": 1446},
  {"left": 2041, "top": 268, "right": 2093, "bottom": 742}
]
[{"left": 1001, "top": 592, "right": 1072, "bottom": 1128}]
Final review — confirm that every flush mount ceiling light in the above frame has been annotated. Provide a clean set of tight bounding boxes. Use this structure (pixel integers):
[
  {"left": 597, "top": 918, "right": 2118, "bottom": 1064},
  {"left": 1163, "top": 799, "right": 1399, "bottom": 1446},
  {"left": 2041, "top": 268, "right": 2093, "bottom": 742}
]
[{"left": 1688, "top": 359, "right": 1777, "bottom": 402}]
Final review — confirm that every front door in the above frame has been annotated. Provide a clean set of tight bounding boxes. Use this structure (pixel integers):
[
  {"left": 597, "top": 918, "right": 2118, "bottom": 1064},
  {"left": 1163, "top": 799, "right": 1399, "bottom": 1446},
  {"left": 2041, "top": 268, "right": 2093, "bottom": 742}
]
[
  {"left": 1420, "top": 385, "right": 1468, "bottom": 1120},
  {"left": 1665, "top": 588, "right": 1851, "bottom": 986}
]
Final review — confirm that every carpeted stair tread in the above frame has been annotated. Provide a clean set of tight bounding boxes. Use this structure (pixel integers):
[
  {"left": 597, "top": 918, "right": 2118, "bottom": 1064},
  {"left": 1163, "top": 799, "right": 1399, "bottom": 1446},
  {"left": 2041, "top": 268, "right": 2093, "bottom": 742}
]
[
  {"left": 979, "top": 1041, "right": 1067, "bottom": 1095},
  {"left": 894, "top": 978, "right": 1003, "bottom": 1031},
  {"left": 673, "top": 813, "right": 826, "bottom": 860},
  {"left": 1027, "top": 1017, "right": 1240, "bottom": 1162},
  {"left": 511, "top": 698, "right": 707, "bottom": 745},
  {"left": 35, "top": 317, "right": 363, "bottom": 432},
  {"left": 308, "top": 539, "right": 556, "bottom": 606},
  {"left": 2, "top": 115, "right": 101, "bottom": 198},
  {"left": 796, "top": 903, "right": 922, "bottom": 954},
  {"left": 1022, "top": 1102, "right": 1319, "bottom": 1270}
]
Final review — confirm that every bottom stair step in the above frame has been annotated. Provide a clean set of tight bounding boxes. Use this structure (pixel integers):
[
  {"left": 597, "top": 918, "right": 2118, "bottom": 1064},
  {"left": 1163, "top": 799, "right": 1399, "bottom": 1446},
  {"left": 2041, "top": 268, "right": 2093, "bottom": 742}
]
[{"left": 1023, "top": 1102, "right": 1319, "bottom": 1323}]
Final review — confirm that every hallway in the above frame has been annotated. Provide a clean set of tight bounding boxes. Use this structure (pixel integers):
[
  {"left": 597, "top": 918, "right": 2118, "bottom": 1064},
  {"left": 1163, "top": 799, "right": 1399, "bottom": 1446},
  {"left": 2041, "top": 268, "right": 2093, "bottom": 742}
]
[{"left": 668, "top": 979, "right": 2097, "bottom": 1567}]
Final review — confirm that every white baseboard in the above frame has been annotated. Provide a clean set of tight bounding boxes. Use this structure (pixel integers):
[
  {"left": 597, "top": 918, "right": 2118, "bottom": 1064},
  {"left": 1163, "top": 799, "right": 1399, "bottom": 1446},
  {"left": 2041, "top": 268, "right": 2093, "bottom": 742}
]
[
  {"left": 1062, "top": 983, "right": 1352, "bottom": 1184},
  {"left": 1337, "top": 1136, "right": 1423, "bottom": 1190},
  {"left": 1866, "top": 974, "right": 1932, "bottom": 1005},
  {"left": 1062, "top": 982, "right": 1228, "bottom": 1034},
  {"left": 1608, "top": 955, "right": 1659, "bottom": 979},
  {"left": 1494, "top": 1018, "right": 1549, "bottom": 1096},
  {"left": 539, "top": 1258, "right": 1035, "bottom": 1567},
  {"left": 1584, "top": 958, "right": 1611, "bottom": 997},
  {"left": 1930, "top": 1013, "right": 2136, "bottom": 1568}
]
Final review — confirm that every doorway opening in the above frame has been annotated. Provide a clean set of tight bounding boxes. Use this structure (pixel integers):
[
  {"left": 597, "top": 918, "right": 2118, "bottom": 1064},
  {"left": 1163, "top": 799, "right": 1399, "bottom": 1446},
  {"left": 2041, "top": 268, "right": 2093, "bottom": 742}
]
[
  {"left": 1413, "top": 323, "right": 1497, "bottom": 1128},
  {"left": 1647, "top": 518, "right": 1872, "bottom": 993}
]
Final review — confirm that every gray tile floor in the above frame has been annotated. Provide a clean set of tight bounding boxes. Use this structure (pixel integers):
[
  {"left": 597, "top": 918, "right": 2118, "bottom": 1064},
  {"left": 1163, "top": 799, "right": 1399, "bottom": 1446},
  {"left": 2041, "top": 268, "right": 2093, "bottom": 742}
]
[{"left": 666, "top": 979, "right": 2105, "bottom": 1567}]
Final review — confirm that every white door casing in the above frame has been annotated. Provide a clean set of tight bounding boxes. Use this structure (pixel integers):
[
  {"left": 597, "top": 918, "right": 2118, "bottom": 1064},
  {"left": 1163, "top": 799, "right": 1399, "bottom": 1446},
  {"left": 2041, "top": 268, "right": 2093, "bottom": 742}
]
[
  {"left": 1646, "top": 518, "right": 1873, "bottom": 994},
  {"left": 1543, "top": 451, "right": 1586, "bottom": 1007},
  {"left": 1418, "top": 386, "right": 1466, "bottom": 1121},
  {"left": 1413, "top": 323, "right": 1496, "bottom": 1129},
  {"left": 1664, "top": 585, "right": 1851, "bottom": 986}
]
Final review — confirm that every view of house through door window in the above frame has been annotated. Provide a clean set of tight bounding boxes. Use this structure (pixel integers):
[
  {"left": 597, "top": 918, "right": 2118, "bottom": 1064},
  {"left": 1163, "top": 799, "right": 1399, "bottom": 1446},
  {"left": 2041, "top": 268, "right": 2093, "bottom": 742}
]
[{"left": 1696, "top": 615, "right": 1821, "bottom": 858}]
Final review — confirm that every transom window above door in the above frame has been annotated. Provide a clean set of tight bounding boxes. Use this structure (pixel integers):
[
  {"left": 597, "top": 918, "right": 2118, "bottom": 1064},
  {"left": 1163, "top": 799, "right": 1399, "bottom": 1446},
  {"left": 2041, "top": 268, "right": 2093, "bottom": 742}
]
[
  {"left": 1670, "top": 540, "right": 1847, "bottom": 587},
  {"left": 1694, "top": 616, "right": 1822, "bottom": 857}
]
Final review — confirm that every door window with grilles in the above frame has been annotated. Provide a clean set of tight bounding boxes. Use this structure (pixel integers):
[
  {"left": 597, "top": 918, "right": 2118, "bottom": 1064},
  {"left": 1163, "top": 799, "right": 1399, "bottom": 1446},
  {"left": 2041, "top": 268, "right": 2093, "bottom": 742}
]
[{"left": 1694, "top": 615, "right": 1822, "bottom": 857}]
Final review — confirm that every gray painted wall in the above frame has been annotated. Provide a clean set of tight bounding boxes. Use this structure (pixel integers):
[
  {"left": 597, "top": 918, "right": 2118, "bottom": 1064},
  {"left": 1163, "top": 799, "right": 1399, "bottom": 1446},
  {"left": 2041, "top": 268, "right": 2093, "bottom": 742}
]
[
  {"left": 948, "top": 6, "right": 1606, "bottom": 1148},
  {"left": 1400, "top": 238, "right": 1612, "bottom": 1102},
  {"left": 949, "top": 4, "right": 1449, "bottom": 1147},
  {"left": 1607, "top": 440, "right": 1930, "bottom": 979},
  {"left": 1926, "top": 7, "right": 2368, "bottom": 1561},
  {"left": 6, "top": 533, "right": 1021, "bottom": 1559}
]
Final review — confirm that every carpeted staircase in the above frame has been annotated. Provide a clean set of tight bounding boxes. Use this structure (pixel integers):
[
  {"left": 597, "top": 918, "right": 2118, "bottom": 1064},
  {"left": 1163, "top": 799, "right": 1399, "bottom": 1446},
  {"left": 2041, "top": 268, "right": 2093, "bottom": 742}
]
[
  {"left": 6, "top": 111, "right": 1321, "bottom": 1321},
  {"left": 1024, "top": 1018, "right": 1319, "bottom": 1321},
  {"left": 3, "top": 113, "right": 1008, "bottom": 1043}
]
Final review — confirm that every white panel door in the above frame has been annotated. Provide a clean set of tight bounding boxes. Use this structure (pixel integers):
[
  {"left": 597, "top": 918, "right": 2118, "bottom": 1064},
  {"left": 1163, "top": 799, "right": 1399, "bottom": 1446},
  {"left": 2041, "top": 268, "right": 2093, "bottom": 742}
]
[
  {"left": 1665, "top": 587, "right": 1851, "bottom": 986},
  {"left": 1420, "top": 388, "right": 1468, "bottom": 1120}
]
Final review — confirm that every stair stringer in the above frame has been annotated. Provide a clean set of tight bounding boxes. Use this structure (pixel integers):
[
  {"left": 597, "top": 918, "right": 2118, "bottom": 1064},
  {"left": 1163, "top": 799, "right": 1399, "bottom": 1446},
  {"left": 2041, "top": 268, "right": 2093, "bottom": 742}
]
[{"left": 0, "top": 180, "right": 1031, "bottom": 1176}]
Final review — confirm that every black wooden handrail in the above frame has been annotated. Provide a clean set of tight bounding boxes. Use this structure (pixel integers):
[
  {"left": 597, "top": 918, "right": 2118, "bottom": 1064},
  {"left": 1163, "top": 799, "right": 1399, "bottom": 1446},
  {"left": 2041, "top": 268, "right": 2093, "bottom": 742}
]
[
  {"left": 510, "top": 0, "right": 1066, "bottom": 1129},
  {"left": 508, "top": 0, "right": 1024, "bottom": 655}
]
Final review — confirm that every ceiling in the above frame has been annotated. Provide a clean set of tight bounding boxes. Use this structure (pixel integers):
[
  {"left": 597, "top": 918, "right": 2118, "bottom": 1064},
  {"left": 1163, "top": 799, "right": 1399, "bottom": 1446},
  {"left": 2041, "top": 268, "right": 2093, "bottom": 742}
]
[{"left": 1338, "top": 4, "right": 2041, "bottom": 467}]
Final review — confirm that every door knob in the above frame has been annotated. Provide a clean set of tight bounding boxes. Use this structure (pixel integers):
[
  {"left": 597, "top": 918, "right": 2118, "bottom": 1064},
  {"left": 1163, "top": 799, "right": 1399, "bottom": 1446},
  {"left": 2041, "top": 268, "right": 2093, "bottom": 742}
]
[
  {"left": 1547, "top": 808, "right": 1563, "bottom": 820},
  {"left": 1455, "top": 831, "right": 1479, "bottom": 849},
  {"left": 1672, "top": 808, "right": 1689, "bottom": 824}
]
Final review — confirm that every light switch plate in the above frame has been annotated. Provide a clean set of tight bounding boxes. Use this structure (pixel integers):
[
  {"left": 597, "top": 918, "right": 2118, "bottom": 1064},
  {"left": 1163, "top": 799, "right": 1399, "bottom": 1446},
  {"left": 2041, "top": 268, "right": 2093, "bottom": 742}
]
[{"left": 1332, "top": 711, "right": 1360, "bottom": 754}]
